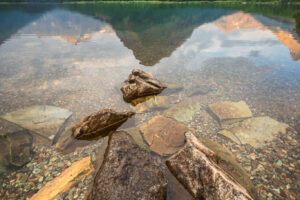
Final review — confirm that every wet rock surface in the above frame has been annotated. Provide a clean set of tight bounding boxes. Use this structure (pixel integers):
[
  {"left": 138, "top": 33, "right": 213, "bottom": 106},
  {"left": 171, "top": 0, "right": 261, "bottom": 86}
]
[
  {"left": 166, "top": 132, "right": 253, "bottom": 200},
  {"left": 87, "top": 132, "right": 167, "bottom": 200},
  {"left": 140, "top": 115, "right": 190, "bottom": 156},
  {"left": 130, "top": 96, "right": 170, "bottom": 113},
  {"left": 72, "top": 109, "right": 134, "bottom": 140},
  {"left": 121, "top": 69, "right": 166, "bottom": 102},
  {"left": 0, "top": 105, "right": 72, "bottom": 141},
  {"left": 0, "top": 130, "right": 33, "bottom": 172},
  {"left": 163, "top": 98, "right": 201, "bottom": 122},
  {"left": 219, "top": 116, "right": 289, "bottom": 148},
  {"left": 208, "top": 101, "right": 252, "bottom": 126}
]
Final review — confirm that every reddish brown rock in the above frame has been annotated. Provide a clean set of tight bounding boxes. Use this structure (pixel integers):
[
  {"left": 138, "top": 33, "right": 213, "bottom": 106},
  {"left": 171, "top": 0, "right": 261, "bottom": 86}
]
[
  {"left": 140, "top": 115, "right": 189, "bottom": 156},
  {"left": 166, "top": 132, "right": 254, "bottom": 200},
  {"left": 121, "top": 69, "right": 166, "bottom": 102},
  {"left": 72, "top": 109, "right": 134, "bottom": 140}
]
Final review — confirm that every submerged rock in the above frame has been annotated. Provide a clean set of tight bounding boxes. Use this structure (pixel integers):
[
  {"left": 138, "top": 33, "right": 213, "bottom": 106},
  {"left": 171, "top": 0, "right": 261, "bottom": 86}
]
[
  {"left": 87, "top": 132, "right": 167, "bottom": 200},
  {"left": 166, "top": 132, "right": 253, "bottom": 200},
  {"left": 163, "top": 99, "right": 201, "bottom": 122},
  {"left": 121, "top": 69, "right": 166, "bottom": 102},
  {"left": 208, "top": 101, "right": 252, "bottom": 126},
  {"left": 29, "top": 157, "right": 94, "bottom": 200},
  {"left": 0, "top": 130, "right": 33, "bottom": 173},
  {"left": 0, "top": 105, "right": 72, "bottom": 140},
  {"left": 72, "top": 109, "right": 134, "bottom": 140},
  {"left": 140, "top": 115, "right": 189, "bottom": 156},
  {"left": 186, "top": 85, "right": 213, "bottom": 97},
  {"left": 130, "top": 96, "right": 170, "bottom": 113},
  {"left": 219, "top": 116, "right": 289, "bottom": 148}
]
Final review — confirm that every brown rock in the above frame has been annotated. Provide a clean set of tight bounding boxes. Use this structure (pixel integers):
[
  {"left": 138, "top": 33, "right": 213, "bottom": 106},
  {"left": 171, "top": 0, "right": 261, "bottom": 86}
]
[
  {"left": 208, "top": 101, "right": 252, "bottom": 126},
  {"left": 87, "top": 132, "right": 167, "bottom": 200},
  {"left": 166, "top": 132, "right": 253, "bottom": 200},
  {"left": 121, "top": 69, "right": 166, "bottom": 102},
  {"left": 140, "top": 115, "right": 189, "bottom": 156},
  {"left": 29, "top": 157, "right": 94, "bottom": 200},
  {"left": 72, "top": 109, "right": 134, "bottom": 140}
]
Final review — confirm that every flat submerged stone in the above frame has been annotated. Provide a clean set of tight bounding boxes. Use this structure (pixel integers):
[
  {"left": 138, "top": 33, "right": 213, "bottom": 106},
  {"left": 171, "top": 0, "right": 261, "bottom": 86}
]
[
  {"left": 163, "top": 99, "right": 201, "bottom": 122},
  {"left": 219, "top": 116, "right": 289, "bottom": 148},
  {"left": 130, "top": 96, "right": 170, "bottom": 113},
  {"left": 140, "top": 115, "right": 189, "bottom": 156},
  {"left": 208, "top": 101, "right": 252, "bottom": 126},
  {"left": 0, "top": 105, "right": 72, "bottom": 140}
]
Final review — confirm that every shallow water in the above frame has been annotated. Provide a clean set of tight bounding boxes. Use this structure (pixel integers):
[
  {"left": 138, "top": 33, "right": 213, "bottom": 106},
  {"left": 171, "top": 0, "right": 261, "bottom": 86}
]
[{"left": 0, "top": 2, "right": 299, "bottom": 200}]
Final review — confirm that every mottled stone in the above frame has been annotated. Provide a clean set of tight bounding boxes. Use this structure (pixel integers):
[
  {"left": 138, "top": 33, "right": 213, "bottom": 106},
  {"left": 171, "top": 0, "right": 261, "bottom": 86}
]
[
  {"left": 72, "top": 109, "right": 134, "bottom": 140},
  {"left": 208, "top": 101, "right": 252, "bottom": 126},
  {"left": 87, "top": 132, "right": 167, "bottom": 200},
  {"left": 130, "top": 96, "right": 170, "bottom": 113},
  {"left": 121, "top": 69, "right": 166, "bottom": 102},
  {"left": 166, "top": 132, "right": 253, "bottom": 200},
  {"left": 0, "top": 105, "right": 72, "bottom": 140},
  {"left": 0, "top": 130, "right": 33, "bottom": 173},
  {"left": 219, "top": 116, "right": 289, "bottom": 148},
  {"left": 29, "top": 157, "right": 93, "bottom": 200},
  {"left": 163, "top": 99, "right": 201, "bottom": 122},
  {"left": 121, "top": 127, "right": 149, "bottom": 150},
  {"left": 140, "top": 115, "right": 189, "bottom": 156}
]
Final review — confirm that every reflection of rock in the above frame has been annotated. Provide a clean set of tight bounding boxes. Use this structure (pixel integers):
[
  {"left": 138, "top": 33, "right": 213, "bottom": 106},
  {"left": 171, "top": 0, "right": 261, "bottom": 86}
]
[
  {"left": 130, "top": 96, "right": 170, "bottom": 113},
  {"left": 0, "top": 105, "right": 72, "bottom": 141},
  {"left": 163, "top": 99, "right": 201, "bottom": 122},
  {"left": 72, "top": 109, "right": 134, "bottom": 140},
  {"left": 0, "top": 130, "right": 33, "bottom": 173},
  {"left": 30, "top": 157, "right": 94, "bottom": 200},
  {"left": 219, "top": 116, "right": 288, "bottom": 148},
  {"left": 140, "top": 115, "right": 189, "bottom": 156},
  {"left": 166, "top": 132, "right": 253, "bottom": 200},
  {"left": 121, "top": 69, "right": 166, "bottom": 102},
  {"left": 87, "top": 132, "right": 167, "bottom": 200},
  {"left": 273, "top": 29, "right": 300, "bottom": 60},
  {"left": 208, "top": 101, "right": 252, "bottom": 126}
]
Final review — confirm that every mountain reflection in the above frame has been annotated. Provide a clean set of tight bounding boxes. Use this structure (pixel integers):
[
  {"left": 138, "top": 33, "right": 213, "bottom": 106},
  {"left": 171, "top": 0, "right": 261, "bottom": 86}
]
[{"left": 0, "top": 4, "right": 299, "bottom": 64}]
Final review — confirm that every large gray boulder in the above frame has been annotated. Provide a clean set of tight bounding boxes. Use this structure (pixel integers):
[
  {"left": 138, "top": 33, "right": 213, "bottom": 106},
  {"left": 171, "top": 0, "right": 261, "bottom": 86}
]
[
  {"left": 121, "top": 69, "right": 166, "bottom": 102},
  {"left": 166, "top": 132, "right": 253, "bottom": 200},
  {"left": 87, "top": 132, "right": 167, "bottom": 200},
  {"left": 0, "top": 130, "right": 33, "bottom": 173}
]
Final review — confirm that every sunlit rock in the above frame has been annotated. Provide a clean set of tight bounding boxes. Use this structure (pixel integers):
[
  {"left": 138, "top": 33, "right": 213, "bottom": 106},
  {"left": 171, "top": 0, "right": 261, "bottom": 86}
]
[
  {"left": 121, "top": 69, "right": 166, "bottom": 102},
  {"left": 219, "top": 116, "right": 289, "bottom": 148},
  {"left": 130, "top": 96, "right": 170, "bottom": 113},
  {"left": 163, "top": 99, "right": 201, "bottom": 122},
  {"left": 29, "top": 157, "right": 94, "bottom": 200},
  {"left": 166, "top": 132, "right": 253, "bottom": 200},
  {"left": 0, "top": 130, "right": 33, "bottom": 173},
  {"left": 0, "top": 105, "right": 72, "bottom": 140},
  {"left": 140, "top": 115, "right": 189, "bottom": 156},
  {"left": 72, "top": 109, "right": 134, "bottom": 140},
  {"left": 208, "top": 101, "right": 252, "bottom": 126},
  {"left": 87, "top": 132, "right": 167, "bottom": 200}
]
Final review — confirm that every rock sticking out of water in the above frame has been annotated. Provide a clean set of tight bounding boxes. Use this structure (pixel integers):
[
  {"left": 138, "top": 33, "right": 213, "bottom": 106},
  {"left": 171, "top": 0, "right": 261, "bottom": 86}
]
[
  {"left": 87, "top": 132, "right": 167, "bottom": 200},
  {"left": 29, "top": 156, "right": 93, "bottom": 200},
  {"left": 0, "top": 105, "right": 72, "bottom": 141},
  {"left": 72, "top": 109, "right": 134, "bottom": 140},
  {"left": 130, "top": 96, "right": 170, "bottom": 113},
  {"left": 163, "top": 98, "right": 201, "bottom": 122},
  {"left": 121, "top": 69, "right": 166, "bottom": 102},
  {"left": 0, "top": 130, "right": 33, "bottom": 173},
  {"left": 140, "top": 115, "right": 190, "bottom": 156},
  {"left": 166, "top": 132, "right": 253, "bottom": 200},
  {"left": 219, "top": 116, "right": 289, "bottom": 148},
  {"left": 208, "top": 101, "right": 252, "bottom": 126}
]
